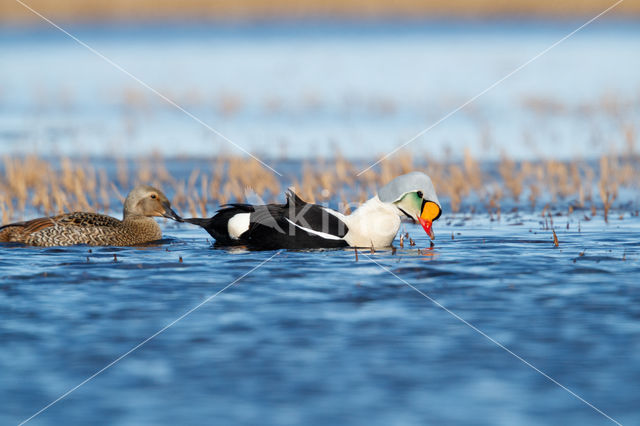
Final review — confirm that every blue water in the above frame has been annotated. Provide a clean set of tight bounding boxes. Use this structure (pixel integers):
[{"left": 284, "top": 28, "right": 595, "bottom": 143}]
[
  {"left": 2, "top": 210, "right": 639, "bottom": 425},
  {"left": 0, "top": 21, "right": 639, "bottom": 160}
]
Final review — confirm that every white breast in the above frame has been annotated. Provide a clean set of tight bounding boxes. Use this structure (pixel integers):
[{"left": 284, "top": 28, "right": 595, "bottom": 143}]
[
  {"left": 227, "top": 213, "right": 251, "bottom": 239},
  {"left": 342, "top": 196, "right": 401, "bottom": 248}
]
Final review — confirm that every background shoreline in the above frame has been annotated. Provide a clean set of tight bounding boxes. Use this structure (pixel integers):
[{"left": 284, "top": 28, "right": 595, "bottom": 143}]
[{"left": 3, "top": 0, "right": 640, "bottom": 24}]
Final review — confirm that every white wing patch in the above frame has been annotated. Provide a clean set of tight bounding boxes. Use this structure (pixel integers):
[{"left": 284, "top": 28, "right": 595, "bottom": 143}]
[
  {"left": 284, "top": 218, "right": 343, "bottom": 240},
  {"left": 324, "top": 207, "right": 347, "bottom": 222},
  {"left": 227, "top": 213, "right": 251, "bottom": 239}
]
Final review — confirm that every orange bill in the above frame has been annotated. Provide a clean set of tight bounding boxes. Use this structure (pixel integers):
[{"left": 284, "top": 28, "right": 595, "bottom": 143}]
[{"left": 419, "top": 201, "right": 441, "bottom": 240}]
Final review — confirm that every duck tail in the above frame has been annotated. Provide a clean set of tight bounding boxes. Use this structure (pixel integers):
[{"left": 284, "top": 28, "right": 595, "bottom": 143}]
[
  {"left": 184, "top": 204, "right": 254, "bottom": 243},
  {"left": 182, "top": 217, "right": 212, "bottom": 228},
  {"left": 183, "top": 216, "right": 226, "bottom": 241},
  {"left": 0, "top": 223, "right": 22, "bottom": 243}
]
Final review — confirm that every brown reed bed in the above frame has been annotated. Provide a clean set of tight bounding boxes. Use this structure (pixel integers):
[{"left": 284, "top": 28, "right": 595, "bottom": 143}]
[{"left": 0, "top": 151, "right": 638, "bottom": 223}]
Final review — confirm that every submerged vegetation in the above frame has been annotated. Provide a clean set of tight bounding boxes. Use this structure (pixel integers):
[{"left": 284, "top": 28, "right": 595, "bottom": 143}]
[{"left": 0, "top": 151, "right": 637, "bottom": 224}]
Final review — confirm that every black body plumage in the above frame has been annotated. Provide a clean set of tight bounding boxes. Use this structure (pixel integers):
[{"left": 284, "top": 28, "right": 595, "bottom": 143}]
[{"left": 185, "top": 191, "right": 349, "bottom": 250}]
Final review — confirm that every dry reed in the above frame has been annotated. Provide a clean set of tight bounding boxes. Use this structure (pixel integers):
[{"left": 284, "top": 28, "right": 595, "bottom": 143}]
[{"left": 0, "top": 151, "right": 638, "bottom": 223}]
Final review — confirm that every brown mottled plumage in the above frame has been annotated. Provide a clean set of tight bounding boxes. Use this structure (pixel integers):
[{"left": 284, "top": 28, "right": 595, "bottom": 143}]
[{"left": 0, "top": 185, "right": 181, "bottom": 247}]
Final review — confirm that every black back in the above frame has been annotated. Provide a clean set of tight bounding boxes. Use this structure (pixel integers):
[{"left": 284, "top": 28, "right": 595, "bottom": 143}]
[{"left": 184, "top": 191, "right": 349, "bottom": 249}]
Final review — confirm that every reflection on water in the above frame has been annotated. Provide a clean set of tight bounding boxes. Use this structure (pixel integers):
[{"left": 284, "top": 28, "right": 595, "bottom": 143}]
[{"left": 2, "top": 213, "right": 639, "bottom": 425}]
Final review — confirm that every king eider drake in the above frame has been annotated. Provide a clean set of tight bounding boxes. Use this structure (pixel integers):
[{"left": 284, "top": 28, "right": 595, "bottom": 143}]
[
  {"left": 0, "top": 185, "right": 181, "bottom": 247},
  {"left": 184, "top": 171, "right": 442, "bottom": 250}
]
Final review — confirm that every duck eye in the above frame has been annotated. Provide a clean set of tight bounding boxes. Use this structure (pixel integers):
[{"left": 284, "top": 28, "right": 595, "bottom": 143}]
[
  {"left": 417, "top": 191, "right": 423, "bottom": 198},
  {"left": 150, "top": 194, "right": 157, "bottom": 199}
]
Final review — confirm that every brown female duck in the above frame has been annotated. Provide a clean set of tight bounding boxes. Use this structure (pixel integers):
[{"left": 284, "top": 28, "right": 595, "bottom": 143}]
[{"left": 0, "top": 185, "right": 181, "bottom": 247}]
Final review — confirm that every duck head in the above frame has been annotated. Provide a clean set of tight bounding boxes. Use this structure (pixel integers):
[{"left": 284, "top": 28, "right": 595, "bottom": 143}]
[
  {"left": 123, "top": 185, "right": 182, "bottom": 221},
  {"left": 378, "top": 171, "right": 442, "bottom": 239}
]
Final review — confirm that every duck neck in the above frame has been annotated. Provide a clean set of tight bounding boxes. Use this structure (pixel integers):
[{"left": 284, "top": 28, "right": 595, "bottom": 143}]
[
  {"left": 122, "top": 213, "right": 157, "bottom": 225},
  {"left": 122, "top": 214, "right": 162, "bottom": 237}
]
